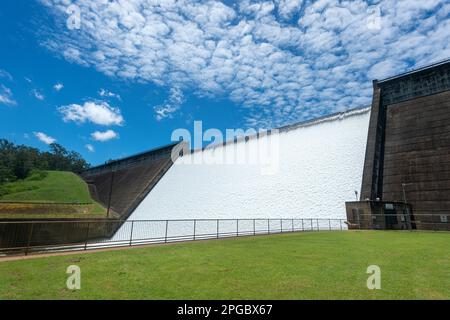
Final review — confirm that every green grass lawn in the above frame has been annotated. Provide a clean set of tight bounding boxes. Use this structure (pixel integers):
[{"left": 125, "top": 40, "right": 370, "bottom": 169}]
[
  {"left": 0, "top": 171, "right": 107, "bottom": 218},
  {"left": 1, "top": 171, "right": 95, "bottom": 203},
  {"left": 0, "top": 231, "right": 449, "bottom": 300}
]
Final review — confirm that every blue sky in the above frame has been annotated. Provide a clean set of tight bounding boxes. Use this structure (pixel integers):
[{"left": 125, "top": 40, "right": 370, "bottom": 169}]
[{"left": 1, "top": 0, "right": 449, "bottom": 166}]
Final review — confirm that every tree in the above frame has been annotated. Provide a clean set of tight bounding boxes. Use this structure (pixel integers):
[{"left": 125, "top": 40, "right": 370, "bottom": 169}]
[
  {"left": 0, "top": 139, "right": 17, "bottom": 183},
  {"left": 0, "top": 139, "right": 90, "bottom": 184}
]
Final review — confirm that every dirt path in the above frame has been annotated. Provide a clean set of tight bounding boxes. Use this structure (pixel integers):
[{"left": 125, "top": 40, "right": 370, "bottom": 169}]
[{"left": 0, "top": 231, "right": 294, "bottom": 262}]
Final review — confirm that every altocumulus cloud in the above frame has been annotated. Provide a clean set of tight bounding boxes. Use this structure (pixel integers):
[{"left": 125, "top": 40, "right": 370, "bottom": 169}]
[
  {"left": 0, "top": 69, "right": 13, "bottom": 82},
  {"left": 91, "top": 130, "right": 118, "bottom": 142},
  {"left": 85, "top": 144, "right": 95, "bottom": 152},
  {"left": 53, "top": 83, "right": 64, "bottom": 91},
  {"left": 59, "top": 101, "right": 124, "bottom": 126},
  {"left": 99, "top": 88, "right": 121, "bottom": 101},
  {"left": 0, "top": 85, "right": 16, "bottom": 106},
  {"left": 154, "top": 87, "right": 185, "bottom": 121},
  {"left": 40, "top": 0, "right": 450, "bottom": 127},
  {"left": 34, "top": 132, "right": 56, "bottom": 144},
  {"left": 32, "top": 89, "right": 45, "bottom": 101}
]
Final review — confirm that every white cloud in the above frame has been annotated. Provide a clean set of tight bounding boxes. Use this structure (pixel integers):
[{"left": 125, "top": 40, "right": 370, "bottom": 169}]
[
  {"left": 276, "top": 0, "right": 304, "bottom": 19},
  {"left": 99, "top": 88, "right": 121, "bottom": 100},
  {"left": 53, "top": 83, "right": 64, "bottom": 91},
  {"left": 59, "top": 101, "right": 124, "bottom": 126},
  {"left": 91, "top": 129, "right": 118, "bottom": 142},
  {"left": 34, "top": 131, "right": 56, "bottom": 144},
  {"left": 85, "top": 144, "right": 95, "bottom": 152},
  {"left": 32, "top": 89, "right": 45, "bottom": 101},
  {"left": 40, "top": 0, "right": 450, "bottom": 127},
  {"left": 368, "top": 59, "right": 408, "bottom": 80},
  {"left": 0, "top": 85, "right": 17, "bottom": 106},
  {"left": 154, "top": 87, "right": 185, "bottom": 121},
  {"left": 0, "top": 69, "right": 13, "bottom": 81}
]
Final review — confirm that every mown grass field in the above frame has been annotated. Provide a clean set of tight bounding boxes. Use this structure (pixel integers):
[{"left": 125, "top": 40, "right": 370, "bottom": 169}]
[
  {"left": 0, "top": 171, "right": 106, "bottom": 218},
  {"left": 0, "top": 231, "right": 448, "bottom": 300}
]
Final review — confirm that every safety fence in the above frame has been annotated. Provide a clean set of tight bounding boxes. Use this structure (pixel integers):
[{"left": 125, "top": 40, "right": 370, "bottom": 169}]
[
  {"left": 0, "top": 218, "right": 347, "bottom": 256},
  {"left": 349, "top": 213, "right": 450, "bottom": 231}
]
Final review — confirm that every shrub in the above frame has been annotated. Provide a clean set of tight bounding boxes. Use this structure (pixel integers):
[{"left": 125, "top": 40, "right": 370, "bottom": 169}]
[
  {"left": 0, "top": 183, "right": 39, "bottom": 198},
  {"left": 0, "top": 185, "right": 8, "bottom": 197},
  {"left": 26, "top": 170, "right": 48, "bottom": 181}
]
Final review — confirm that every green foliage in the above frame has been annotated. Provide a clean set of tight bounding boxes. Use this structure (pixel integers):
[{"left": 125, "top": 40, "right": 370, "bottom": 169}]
[
  {"left": 0, "top": 139, "right": 90, "bottom": 184},
  {"left": 25, "top": 170, "right": 48, "bottom": 181},
  {"left": 0, "top": 184, "right": 38, "bottom": 197},
  {"left": 0, "top": 185, "right": 8, "bottom": 197},
  {"left": 0, "top": 171, "right": 49, "bottom": 197}
]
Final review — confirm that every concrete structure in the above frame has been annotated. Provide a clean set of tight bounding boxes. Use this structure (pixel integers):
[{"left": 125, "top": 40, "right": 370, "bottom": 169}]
[
  {"left": 7, "top": 61, "right": 450, "bottom": 253},
  {"left": 347, "top": 60, "right": 450, "bottom": 230},
  {"left": 126, "top": 108, "right": 370, "bottom": 222},
  {"left": 83, "top": 60, "right": 450, "bottom": 235},
  {"left": 81, "top": 143, "right": 184, "bottom": 220},
  {"left": 108, "top": 107, "right": 371, "bottom": 240},
  {"left": 345, "top": 201, "right": 412, "bottom": 230}
]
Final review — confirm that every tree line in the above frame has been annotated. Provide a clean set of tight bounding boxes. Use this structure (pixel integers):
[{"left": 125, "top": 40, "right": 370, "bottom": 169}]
[{"left": 0, "top": 139, "right": 90, "bottom": 184}]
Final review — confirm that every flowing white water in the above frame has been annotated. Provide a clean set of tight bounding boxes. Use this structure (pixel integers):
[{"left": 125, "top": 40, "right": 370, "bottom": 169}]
[{"left": 112, "top": 108, "right": 371, "bottom": 241}]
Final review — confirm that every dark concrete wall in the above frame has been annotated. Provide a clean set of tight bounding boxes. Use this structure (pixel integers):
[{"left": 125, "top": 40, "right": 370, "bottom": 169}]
[
  {"left": 81, "top": 142, "right": 184, "bottom": 220},
  {"left": 83, "top": 158, "right": 173, "bottom": 219},
  {"left": 360, "top": 61, "right": 450, "bottom": 230},
  {"left": 379, "top": 62, "right": 450, "bottom": 106},
  {"left": 360, "top": 82, "right": 383, "bottom": 200},
  {"left": 383, "top": 91, "right": 450, "bottom": 218},
  {"left": 82, "top": 143, "right": 179, "bottom": 176},
  {"left": 345, "top": 201, "right": 412, "bottom": 230},
  {"left": 0, "top": 220, "right": 120, "bottom": 251}
]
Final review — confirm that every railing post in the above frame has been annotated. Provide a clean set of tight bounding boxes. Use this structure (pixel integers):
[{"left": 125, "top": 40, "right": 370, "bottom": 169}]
[
  {"left": 193, "top": 219, "right": 197, "bottom": 241},
  {"left": 329, "top": 219, "right": 331, "bottom": 231},
  {"left": 85, "top": 222, "right": 91, "bottom": 250},
  {"left": 301, "top": 219, "right": 304, "bottom": 231},
  {"left": 25, "top": 222, "right": 34, "bottom": 256},
  {"left": 358, "top": 212, "right": 361, "bottom": 230},
  {"left": 317, "top": 219, "right": 319, "bottom": 231},
  {"left": 164, "top": 220, "right": 168, "bottom": 243},
  {"left": 268, "top": 219, "right": 270, "bottom": 234},
  {"left": 106, "top": 170, "right": 115, "bottom": 219},
  {"left": 253, "top": 219, "right": 256, "bottom": 236},
  {"left": 280, "top": 219, "right": 283, "bottom": 233},
  {"left": 128, "top": 221, "right": 134, "bottom": 246},
  {"left": 292, "top": 219, "right": 294, "bottom": 232},
  {"left": 340, "top": 219, "right": 343, "bottom": 231},
  {"left": 236, "top": 219, "right": 239, "bottom": 237},
  {"left": 217, "top": 219, "right": 219, "bottom": 239},
  {"left": 310, "top": 219, "right": 313, "bottom": 231}
]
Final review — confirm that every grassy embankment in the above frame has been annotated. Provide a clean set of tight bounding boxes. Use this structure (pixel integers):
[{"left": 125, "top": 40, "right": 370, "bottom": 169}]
[{"left": 0, "top": 171, "right": 107, "bottom": 219}]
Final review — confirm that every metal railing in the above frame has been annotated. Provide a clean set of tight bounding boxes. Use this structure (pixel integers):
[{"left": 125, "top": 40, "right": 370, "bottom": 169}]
[
  {"left": 348, "top": 213, "right": 450, "bottom": 231},
  {"left": 0, "top": 218, "right": 347, "bottom": 256}
]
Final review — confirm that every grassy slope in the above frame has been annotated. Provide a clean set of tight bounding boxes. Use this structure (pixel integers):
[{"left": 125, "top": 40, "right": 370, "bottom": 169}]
[
  {"left": 1, "top": 171, "right": 93, "bottom": 202},
  {"left": 0, "top": 171, "right": 106, "bottom": 217},
  {"left": 0, "top": 231, "right": 449, "bottom": 300}
]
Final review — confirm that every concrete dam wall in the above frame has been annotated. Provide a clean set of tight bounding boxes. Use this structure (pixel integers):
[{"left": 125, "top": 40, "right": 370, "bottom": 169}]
[{"left": 126, "top": 108, "right": 371, "bottom": 223}]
